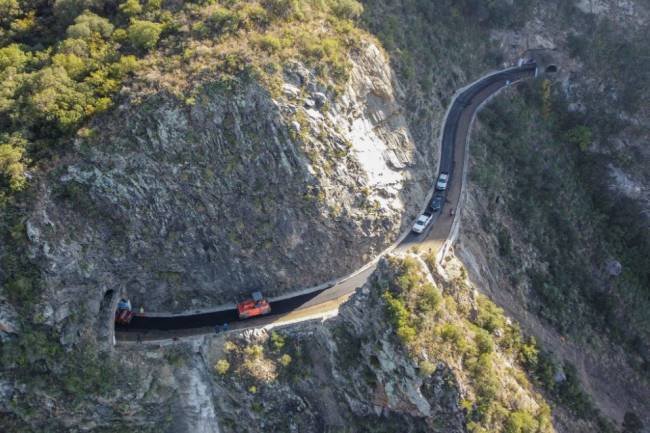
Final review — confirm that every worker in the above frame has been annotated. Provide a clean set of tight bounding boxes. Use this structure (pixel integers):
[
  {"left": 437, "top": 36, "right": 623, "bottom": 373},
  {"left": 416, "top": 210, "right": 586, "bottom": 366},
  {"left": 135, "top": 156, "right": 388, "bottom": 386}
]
[{"left": 214, "top": 323, "right": 227, "bottom": 334}]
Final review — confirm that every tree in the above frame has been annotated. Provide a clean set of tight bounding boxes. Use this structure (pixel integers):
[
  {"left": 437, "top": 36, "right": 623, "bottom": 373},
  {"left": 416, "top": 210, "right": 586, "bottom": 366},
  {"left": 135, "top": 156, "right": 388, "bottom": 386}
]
[
  {"left": 0, "top": 44, "right": 30, "bottom": 71},
  {"left": 0, "top": 0, "right": 21, "bottom": 26},
  {"left": 52, "top": 53, "right": 87, "bottom": 79},
  {"left": 26, "top": 66, "right": 89, "bottom": 130},
  {"left": 127, "top": 19, "right": 163, "bottom": 51},
  {"left": 119, "top": 0, "right": 143, "bottom": 17},
  {"left": 66, "top": 10, "right": 114, "bottom": 39},
  {"left": 0, "top": 133, "right": 28, "bottom": 191},
  {"left": 53, "top": 0, "right": 106, "bottom": 26}
]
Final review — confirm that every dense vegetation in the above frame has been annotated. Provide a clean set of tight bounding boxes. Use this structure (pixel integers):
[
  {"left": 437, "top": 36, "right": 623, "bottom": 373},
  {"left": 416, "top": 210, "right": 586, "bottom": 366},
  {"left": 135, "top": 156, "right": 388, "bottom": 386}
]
[
  {"left": 0, "top": 0, "right": 366, "bottom": 206},
  {"left": 381, "top": 255, "right": 555, "bottom": 433},
  {"left": 472, "top": 80, "right": 650, "bottom": 371},
  {"left": 381, "top": 255, "right": 619, "bottom": 432}
]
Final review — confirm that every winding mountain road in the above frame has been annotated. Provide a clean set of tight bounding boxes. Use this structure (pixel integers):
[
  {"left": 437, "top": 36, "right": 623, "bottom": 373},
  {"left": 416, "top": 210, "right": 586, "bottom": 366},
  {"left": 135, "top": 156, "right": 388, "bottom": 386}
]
[{"left": 115, "top": 62, "right": 538, "bottom": 343}]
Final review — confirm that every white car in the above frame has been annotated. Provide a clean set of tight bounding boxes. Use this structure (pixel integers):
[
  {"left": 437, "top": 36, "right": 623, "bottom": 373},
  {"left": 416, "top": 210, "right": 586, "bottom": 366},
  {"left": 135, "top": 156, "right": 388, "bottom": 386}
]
[
  {"left": 412, "top": 213, "right": 433, "bottom": 234},
  {"left": 435, "top": 173, "right": 449, "bottom": 191}
]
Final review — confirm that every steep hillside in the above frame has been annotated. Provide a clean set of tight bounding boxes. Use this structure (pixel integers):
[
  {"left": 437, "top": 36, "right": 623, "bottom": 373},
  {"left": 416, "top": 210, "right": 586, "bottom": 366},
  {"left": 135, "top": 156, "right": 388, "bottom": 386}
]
[
  {"left": 0, "top": 1, "right": 438, "bottom": 317},
  {"left": 22, "top": 39, "right": 433, "bottom": 314},
  {"left": 1, "top": 0, "right": 648, "bottom": 432},
  {"left": 455, "top": 0, "right": 650, "bottom": 429}
]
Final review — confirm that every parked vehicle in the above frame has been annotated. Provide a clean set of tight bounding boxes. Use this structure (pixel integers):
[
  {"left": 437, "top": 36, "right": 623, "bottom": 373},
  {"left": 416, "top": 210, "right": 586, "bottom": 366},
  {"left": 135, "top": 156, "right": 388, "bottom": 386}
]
[
  {"left": 430, "top": 194, "right": 444, "bottom": 212},
  {"left": 115, "top": 299, "right": 134, "bottom": 325},
  {"left": 237, "top": 291, "right": 271, "bottom": 319},
  {"left": 412, "top": 212, "right": 433, "bottom": 234},
  {"left": 435, "top": 173, "right": 449, "bottom": 191}
]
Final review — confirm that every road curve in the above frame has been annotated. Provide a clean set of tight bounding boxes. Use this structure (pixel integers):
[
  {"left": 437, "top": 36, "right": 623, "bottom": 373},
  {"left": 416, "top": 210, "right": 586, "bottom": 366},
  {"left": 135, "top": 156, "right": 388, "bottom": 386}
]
[{"left": 115, "top": 63, "right": 537, "bottom": 342}]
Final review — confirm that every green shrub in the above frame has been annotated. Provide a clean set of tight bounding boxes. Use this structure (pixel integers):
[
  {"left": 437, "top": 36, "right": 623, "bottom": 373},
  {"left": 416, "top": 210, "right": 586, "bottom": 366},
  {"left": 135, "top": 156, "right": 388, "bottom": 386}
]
[
  {"left": 214, "top": 358, "right": 230, "bottom": 375},
  {"left": 383, "top": 290, "right": 416, "bottom": 343},
  {"left": 497, "top": 227, "right": 512, "bottom": 257},
  {"left": 4, "top": 274, "right": 39, "bottom": 306},
  {"left": 210, "top": 6, "right": 242, "bottom": 34},
  {"left": 328, "top": 0, "right": 363, "bottom": 19},
  {"left": 270, "top": 331, "right": 285, "bottom": 351},
  {"left": 475, "top": 297, "right": 506, "bottom": 334},
  {"left": 263, "top": 0, "right": 304, "bottom": 20},
  {"left": 0, "top": 0, "right": 21, "bottom": 25},
  {"left": 238, "top": 3, "right": 269, "bottom": 28},
  {"left": 474, "top": 331, "right": 494, "bottom": 355},
  {"left": 119, "top": 0, "right": 143, "bottom": 17},
  {"left": 504, "top": 410, "right": 538, "bottom": 433},
  {"left": 557, "top": 363, "right": 596, "bottom": 417},
  {"left": 25, "top": 66, "right": 91, "bottom": 130},
  {"left": 439, "top": 323, "right": 462, "bottom": 345},
  {"left": 518, "top": 337, "right": 539, "bottom": 369},
  {"left": 0, "top": 134, "right": 28, "bottom": 191},
  {"left": 66, "top": 11, "right": 115, "bottom": 39},
  {"left": 145, "top": 0, "right": 162, "bottom": 12},
  {"left": 418, "top": 360, "right": 436, "bottom": 377},
  {"left": 565, "top": 125, "right": 592, "bottom": 151},
  {"left": 0, "top": 44, "right": 31, "bottom": 71},
  {"left": 256, "top": 34, "right": 282, "bottom": 53},
  {"left": 279, "top": 353, "right": 292, "bottom": 367},
  {"left": 417, "top": 282, "right": 441, "bottom": 313},
  {"left": 127, "top": 19, "right": 163, "bottom": 51},
  {"left": 392, "top": 257, "right": 422, "bottom": 293},
  {"left": 244, "top": 344, "right": 264, "bottom": 360}
]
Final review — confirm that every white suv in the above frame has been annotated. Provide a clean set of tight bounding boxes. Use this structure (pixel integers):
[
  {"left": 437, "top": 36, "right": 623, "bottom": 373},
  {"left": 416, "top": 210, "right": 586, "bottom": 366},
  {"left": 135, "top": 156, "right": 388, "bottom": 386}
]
[
  {"left": 435, "top": 173, "right": 449, "bottom": 191},
  {"left": 412, "top": 213, "right": 433, "bottom": 234}
]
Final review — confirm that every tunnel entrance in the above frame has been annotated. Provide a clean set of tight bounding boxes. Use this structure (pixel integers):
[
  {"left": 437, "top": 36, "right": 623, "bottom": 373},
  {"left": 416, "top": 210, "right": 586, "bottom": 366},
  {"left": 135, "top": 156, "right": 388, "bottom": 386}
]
[
  {"left": 103, "top": 289, "right": 115, "bottom": 303},
  {"left": 545, "top": 64, "right": 558, "bottom": 74},
  {"left": 98, "top": 289, "right": 117, "bottom": 346}
]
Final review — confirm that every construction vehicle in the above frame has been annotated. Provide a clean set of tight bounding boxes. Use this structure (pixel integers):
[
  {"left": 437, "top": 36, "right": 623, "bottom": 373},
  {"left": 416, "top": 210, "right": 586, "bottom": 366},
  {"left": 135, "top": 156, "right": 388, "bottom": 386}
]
[
  {"left": 237, "top": 291, "right": 271, "bottom": 319},
  {"left": 115, "top": 298, "right": 135, "bottom": 325}
]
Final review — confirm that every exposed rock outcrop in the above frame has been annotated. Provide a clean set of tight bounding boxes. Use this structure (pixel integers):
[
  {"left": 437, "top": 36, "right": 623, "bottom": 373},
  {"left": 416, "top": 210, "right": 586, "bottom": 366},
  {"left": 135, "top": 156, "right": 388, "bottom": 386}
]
[{"left": 24, "top": 42, "right": 434, "bottom": 323}]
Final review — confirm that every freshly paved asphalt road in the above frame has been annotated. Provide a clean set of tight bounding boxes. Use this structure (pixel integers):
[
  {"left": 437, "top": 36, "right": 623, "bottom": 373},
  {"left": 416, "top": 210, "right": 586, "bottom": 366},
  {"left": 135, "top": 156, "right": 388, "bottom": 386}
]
[{"left": 115, "top": 63, "right": 537, "bottom": 342}]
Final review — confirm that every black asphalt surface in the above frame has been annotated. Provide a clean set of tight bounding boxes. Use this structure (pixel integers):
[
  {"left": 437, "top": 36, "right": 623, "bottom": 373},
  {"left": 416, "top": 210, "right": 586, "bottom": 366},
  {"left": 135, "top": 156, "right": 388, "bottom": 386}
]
[{"left": 116, "top": 63, "right": 537, "bottom": 338}]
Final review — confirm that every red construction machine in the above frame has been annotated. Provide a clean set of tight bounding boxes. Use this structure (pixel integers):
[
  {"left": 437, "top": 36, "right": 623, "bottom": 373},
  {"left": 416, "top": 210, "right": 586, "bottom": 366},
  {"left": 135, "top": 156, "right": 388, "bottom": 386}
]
[{"left": 237, "top": 291, "right": 271, "bottom": 319}]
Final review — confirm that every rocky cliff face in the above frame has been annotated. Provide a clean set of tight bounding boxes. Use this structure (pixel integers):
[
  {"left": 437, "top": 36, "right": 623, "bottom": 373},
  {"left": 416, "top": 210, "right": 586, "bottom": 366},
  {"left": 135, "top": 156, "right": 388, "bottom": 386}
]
[
  {"left": 202, "top": 267, "right": 466, "bottom": 433},
  {"left": 99, "top": 253, "right": 560, "bottom": 433},
  {"left": 23, "top": 41, "right": 433, "bottom": 321}
]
